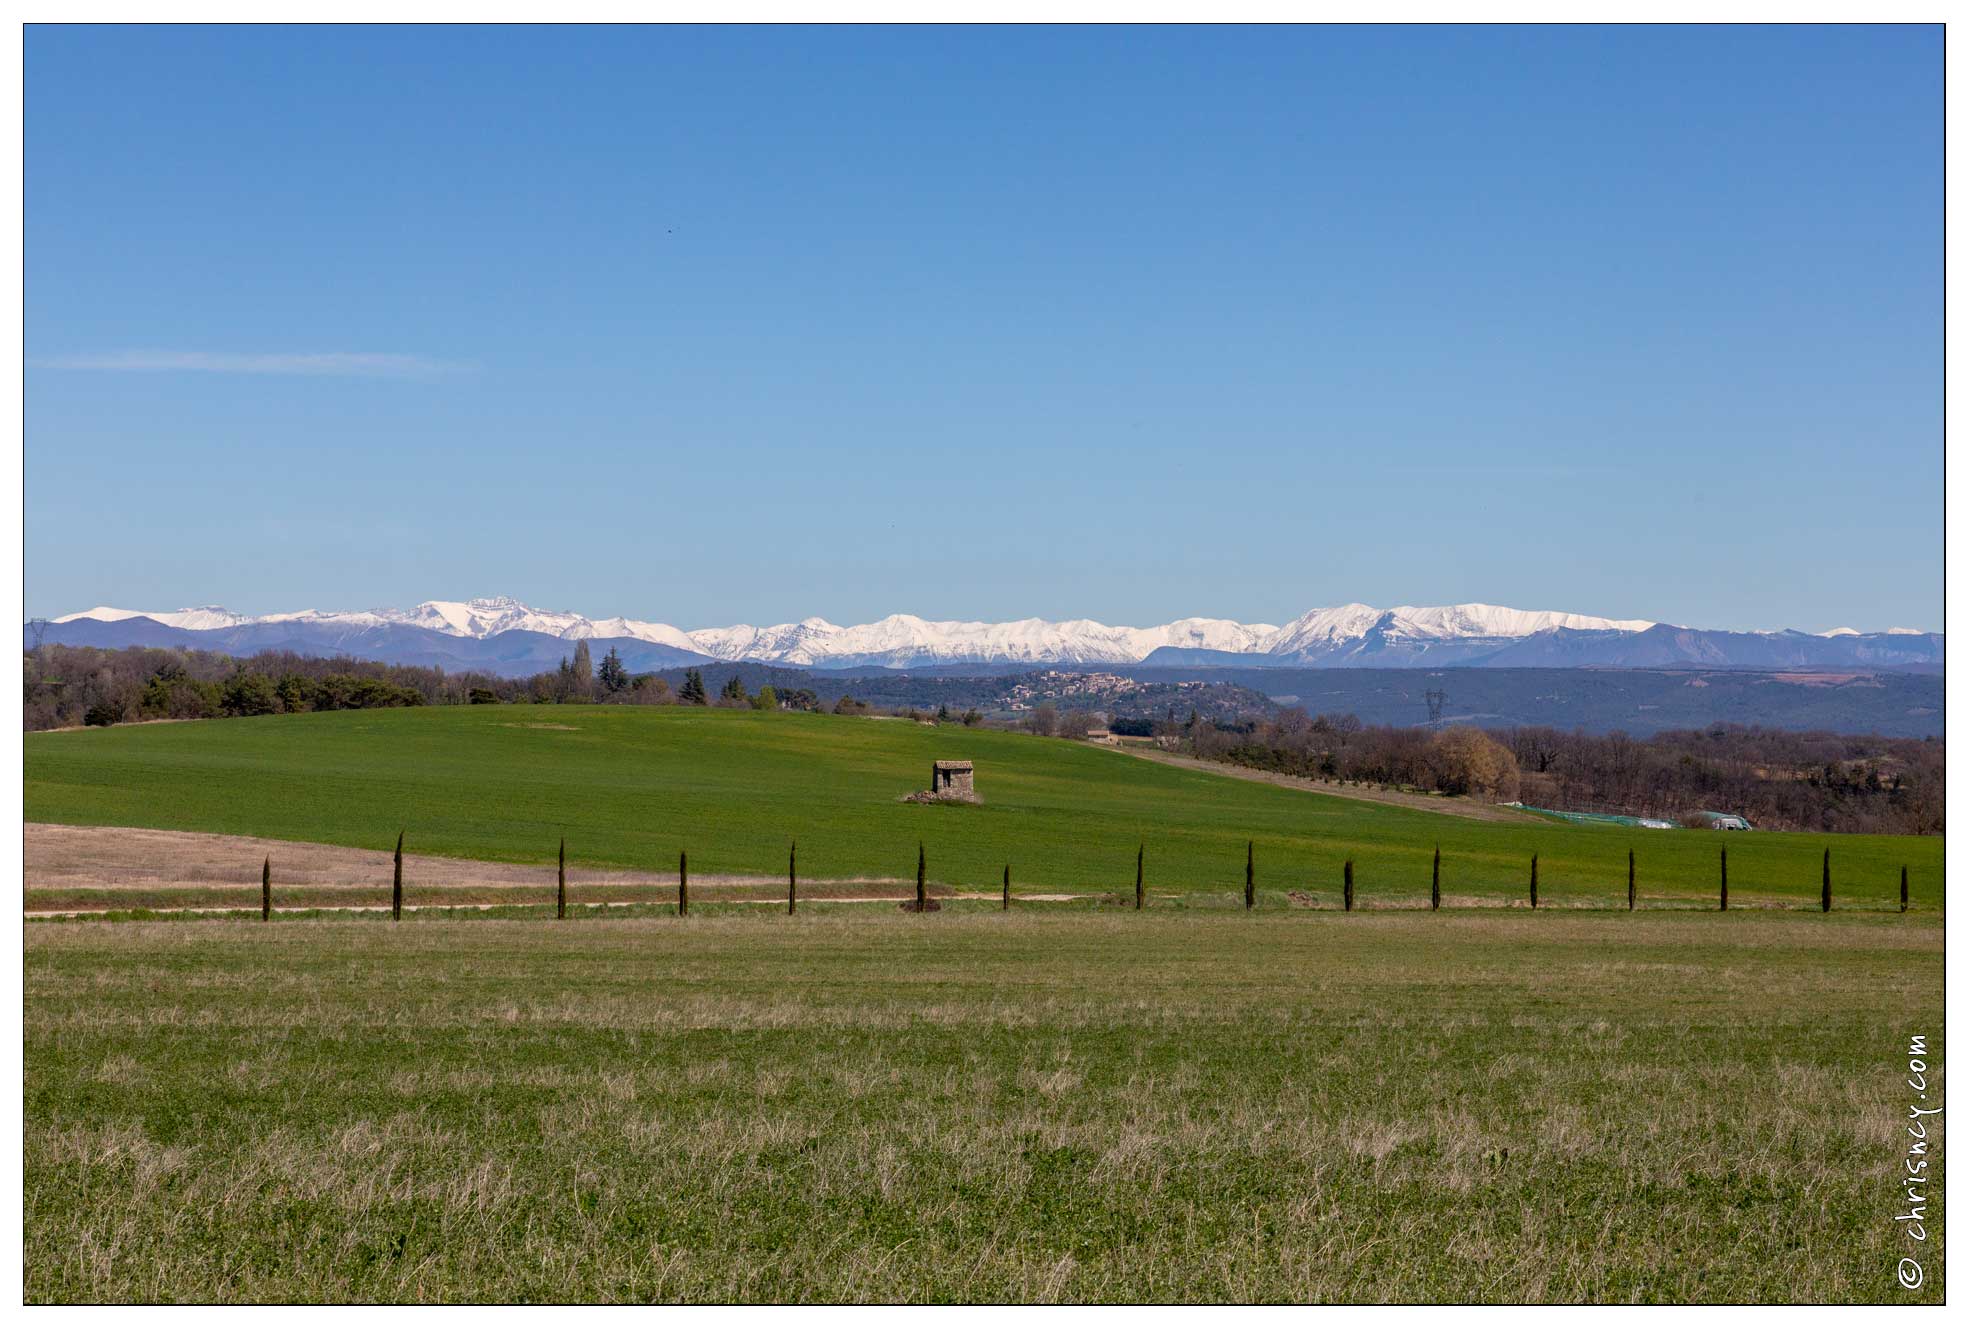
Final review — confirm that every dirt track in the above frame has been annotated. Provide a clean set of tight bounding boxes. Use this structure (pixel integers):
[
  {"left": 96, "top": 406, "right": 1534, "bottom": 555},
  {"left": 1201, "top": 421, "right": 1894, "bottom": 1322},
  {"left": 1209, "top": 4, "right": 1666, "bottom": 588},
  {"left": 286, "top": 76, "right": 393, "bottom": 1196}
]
[{"left": 1105, "top": 747, "right": 1541, "bottom": 822}]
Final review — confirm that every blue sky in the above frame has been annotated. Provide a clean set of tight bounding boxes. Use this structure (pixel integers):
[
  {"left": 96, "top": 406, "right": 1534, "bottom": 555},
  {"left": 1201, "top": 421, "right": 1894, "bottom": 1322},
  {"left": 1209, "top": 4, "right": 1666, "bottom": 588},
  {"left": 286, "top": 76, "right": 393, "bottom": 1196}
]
[{"left": 26, "top": 24, "right": 1941, "bottom": 632}]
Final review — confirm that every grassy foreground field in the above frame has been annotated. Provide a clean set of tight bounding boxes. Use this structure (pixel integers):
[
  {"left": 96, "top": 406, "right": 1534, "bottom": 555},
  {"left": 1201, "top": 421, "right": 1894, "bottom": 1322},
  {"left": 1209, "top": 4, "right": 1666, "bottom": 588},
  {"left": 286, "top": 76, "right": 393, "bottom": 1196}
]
[
  {"left": 23, "top": 706, "right": 1944, "bottom": 909},
  {"left": 24, "top": 910, "right": 1942, "bottom": 1303}
]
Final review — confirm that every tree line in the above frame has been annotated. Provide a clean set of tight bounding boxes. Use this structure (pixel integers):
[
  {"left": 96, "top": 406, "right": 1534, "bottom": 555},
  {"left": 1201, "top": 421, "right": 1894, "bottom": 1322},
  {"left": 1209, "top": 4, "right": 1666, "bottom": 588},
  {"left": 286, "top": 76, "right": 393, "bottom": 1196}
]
[
  {"left": 26, "top": 643, "right": 854, "bottom": 729},
  {"left": 25, "top": 644, "right": 439, "bottom": 729},
  {"left": 1170, "top": 710, "right": 1524, "bottom": 801},
  {"left": 1155, "top": 708, "right": 1942, "bottom": 835},
  {"left": 1502, "top": 723, "right": 1943, "bottom": 836}
]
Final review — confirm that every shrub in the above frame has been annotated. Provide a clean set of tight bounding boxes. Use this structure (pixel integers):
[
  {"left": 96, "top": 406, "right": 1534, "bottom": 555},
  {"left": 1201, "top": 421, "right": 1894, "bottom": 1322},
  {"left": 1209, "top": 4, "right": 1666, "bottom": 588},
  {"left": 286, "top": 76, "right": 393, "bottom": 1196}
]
[
  {"left": 219, "top": 672, "right": 282, "bottom": 717},
  {"left": 1432, "top": 727, "right": 1521, "bottom": 801}
]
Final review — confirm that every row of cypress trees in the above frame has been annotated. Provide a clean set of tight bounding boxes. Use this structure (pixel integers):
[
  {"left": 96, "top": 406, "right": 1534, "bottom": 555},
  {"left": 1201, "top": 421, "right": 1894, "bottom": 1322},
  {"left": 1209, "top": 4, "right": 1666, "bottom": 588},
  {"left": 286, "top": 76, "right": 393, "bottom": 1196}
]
[{"left": 246, "top": 835, "right": 1913, "bottom": 918}]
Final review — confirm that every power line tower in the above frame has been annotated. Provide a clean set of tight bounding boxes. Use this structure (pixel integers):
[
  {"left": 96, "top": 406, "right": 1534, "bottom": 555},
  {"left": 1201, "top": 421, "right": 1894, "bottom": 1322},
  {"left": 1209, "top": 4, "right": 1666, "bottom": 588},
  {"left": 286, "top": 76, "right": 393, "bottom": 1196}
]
[
  {"left": 27, "top": 618, "right": 49, "bottom": 652},
  {"left": 1424, "top": 688, "right": 1447, "bottom": 724}
]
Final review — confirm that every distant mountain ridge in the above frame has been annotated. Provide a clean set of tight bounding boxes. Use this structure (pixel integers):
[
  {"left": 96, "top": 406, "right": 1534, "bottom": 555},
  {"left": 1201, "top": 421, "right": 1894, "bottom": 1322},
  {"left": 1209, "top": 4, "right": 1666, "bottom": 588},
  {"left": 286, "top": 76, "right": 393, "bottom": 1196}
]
[{"left": 36, "top": 595, "right": 1942, "bottom": 676}]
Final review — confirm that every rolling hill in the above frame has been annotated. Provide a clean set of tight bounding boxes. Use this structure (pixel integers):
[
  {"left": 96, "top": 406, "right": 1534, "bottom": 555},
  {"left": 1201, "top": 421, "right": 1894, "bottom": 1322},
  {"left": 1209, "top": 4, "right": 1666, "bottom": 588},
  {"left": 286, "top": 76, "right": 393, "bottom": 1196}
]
[{"left": 23, "top": 705, "right": 1940, "bottom": 909}]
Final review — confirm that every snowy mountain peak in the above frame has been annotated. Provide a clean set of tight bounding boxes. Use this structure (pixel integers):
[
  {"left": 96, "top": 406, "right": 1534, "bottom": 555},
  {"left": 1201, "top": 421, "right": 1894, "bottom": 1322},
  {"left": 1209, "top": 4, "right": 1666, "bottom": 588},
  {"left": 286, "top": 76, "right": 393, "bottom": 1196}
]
[
  {"left": 52, "top": 604, "right": 254, "bottom": 632},
  {"left": 1265, "top": 604, "right": 1386, "bottom": 654},
  {"left": 1383, "top": 602, "right": 1656, "bottom": 639}
]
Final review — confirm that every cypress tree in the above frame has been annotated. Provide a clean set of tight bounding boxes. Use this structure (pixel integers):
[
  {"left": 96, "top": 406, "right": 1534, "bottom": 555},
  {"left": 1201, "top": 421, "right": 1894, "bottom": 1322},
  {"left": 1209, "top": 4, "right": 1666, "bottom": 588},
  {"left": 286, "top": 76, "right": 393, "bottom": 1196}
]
[
  {"left": 1529, "top": 853, "right": 1538, "bottom": 910},
  {"left": 1343, "top": 859, "right": 1354, "bottom": 912},
  {"left": 679, "top": 669, "right": 707, "bottom": 705},
  {"left": 1822, "top": 847, "right": 1832, "bottom": 913},
  {"left": 1245, "top": 840, "right": 1254, "bottom": 910},
  {"left": 558, "top": 838, "right": 567, "bottom": 920},
  {"left": 679, "top": 850, "right": 689, "bottom": 917},
  {"left": 1901, "top": 864, "right": 1909, "bottom": 914},
  {"left": 1135, "top": 843, "right": 1144, "bottom": 910},
  {"left": 1003, "top": 864, "right": 1011, "bottom": 911},
  {"left": 788, "top": 842, "right": 797, "bottom": 915},
  {"left": 262, "top": 855, "right": 271, "bottom": 922},
  {"left": 1431, "top": 845, "right": 1441, "bottom": 911},
  {"left": 917, "top": 843, "right": 927, "bottom": 910},
  {"left": 1627, "top": 849, "right": 1636, "bottom": 911},
  {"left": 392, "top": 831, "right": 404, "bottom": 921}
]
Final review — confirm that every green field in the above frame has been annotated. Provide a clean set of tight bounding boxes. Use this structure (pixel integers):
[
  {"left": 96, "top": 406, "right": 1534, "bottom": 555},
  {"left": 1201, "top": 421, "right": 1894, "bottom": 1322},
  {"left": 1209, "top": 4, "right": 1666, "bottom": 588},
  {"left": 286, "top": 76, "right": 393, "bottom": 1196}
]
[
  {"left": 24, "top": 911, "right": 1943, "bottom": 1302},
  {"left": 24, "top": 706, "right": 1944, "bottom": 909},
  {"left": 23, "top": 707, "right": 1947, "bottom": 1302}
]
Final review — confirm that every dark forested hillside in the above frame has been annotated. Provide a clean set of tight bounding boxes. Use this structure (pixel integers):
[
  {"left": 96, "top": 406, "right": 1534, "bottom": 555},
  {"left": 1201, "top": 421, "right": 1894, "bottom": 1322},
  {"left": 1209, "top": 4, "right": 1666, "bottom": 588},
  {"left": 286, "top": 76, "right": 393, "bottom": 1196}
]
[{"left": 1171, "top": 710, "right": 1942, "bottom": 836}]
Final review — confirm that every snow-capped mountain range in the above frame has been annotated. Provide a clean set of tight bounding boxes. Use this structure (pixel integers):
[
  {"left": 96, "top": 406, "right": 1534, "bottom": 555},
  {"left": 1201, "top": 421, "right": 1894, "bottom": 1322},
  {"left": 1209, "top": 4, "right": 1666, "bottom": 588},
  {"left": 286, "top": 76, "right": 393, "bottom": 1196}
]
[
  {"left": 42, "top": 595, "right": 1941, "bottom": 674},
  {"left": 53, "top": 596, "right": 1653, "bottom": 666}
]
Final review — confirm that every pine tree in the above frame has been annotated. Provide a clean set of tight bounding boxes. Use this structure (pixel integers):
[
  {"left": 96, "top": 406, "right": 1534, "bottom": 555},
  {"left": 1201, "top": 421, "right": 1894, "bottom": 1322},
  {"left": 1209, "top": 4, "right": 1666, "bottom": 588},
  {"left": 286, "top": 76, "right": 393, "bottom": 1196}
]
[
  {"left": 679, "top": 669, "right": 707, "bottom": 705},
  {"left": 720, "top": 674, "right": 748, "bottom": 704},
  {"left": 596, "top": 648, "right": 630, "bottom": 694}
]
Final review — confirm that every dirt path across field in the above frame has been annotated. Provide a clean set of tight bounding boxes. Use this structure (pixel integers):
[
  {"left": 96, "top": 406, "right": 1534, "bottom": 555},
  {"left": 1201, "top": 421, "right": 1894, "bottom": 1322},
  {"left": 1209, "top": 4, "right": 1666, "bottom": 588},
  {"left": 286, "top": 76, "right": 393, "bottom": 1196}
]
[
  {"left": 1105, "top": 747, "right": 1541, "bottom": 823},
  {"left": 25, "top": 890, "right": 1096, "bottom": 918},
  {"left": 27, "top": 823, "right": 893, "bottom": 892},
  {"left": 22, "top": 823, "right": 1099, "bottom": 912}
]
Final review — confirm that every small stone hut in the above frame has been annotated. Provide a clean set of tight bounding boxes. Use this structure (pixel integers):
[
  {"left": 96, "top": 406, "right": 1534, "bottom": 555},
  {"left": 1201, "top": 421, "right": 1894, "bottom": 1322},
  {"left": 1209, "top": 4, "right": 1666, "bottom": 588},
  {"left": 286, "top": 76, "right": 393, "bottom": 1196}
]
[
  {"left": 904, "top": 760, "right": 981, "bottom": 804},
  {"left": 931, "top": 760, "right": 975, "bottom": 798}
]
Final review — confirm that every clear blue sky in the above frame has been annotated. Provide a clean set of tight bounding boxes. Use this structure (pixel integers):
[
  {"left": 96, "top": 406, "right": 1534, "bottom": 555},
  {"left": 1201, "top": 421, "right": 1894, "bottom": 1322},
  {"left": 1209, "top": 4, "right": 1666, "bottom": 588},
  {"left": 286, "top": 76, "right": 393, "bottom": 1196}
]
[{"left": 26, "top": 24, "right": 1941, "bottom": 633}]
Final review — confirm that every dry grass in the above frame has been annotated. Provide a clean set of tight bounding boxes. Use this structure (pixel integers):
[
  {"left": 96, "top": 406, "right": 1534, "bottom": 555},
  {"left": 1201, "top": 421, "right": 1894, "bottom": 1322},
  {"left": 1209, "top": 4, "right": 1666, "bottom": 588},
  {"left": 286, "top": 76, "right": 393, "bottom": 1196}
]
[{"left": 25, "top": 910, "right": 1943, "bottom": 1303}]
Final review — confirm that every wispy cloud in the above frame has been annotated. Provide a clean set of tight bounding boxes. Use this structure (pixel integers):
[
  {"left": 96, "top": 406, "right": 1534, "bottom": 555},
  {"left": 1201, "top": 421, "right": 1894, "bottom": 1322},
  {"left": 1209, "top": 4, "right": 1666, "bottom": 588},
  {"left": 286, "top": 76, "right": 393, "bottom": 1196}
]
[{"left": 28, "top": 350, "right": 470, "bottom": 377}]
